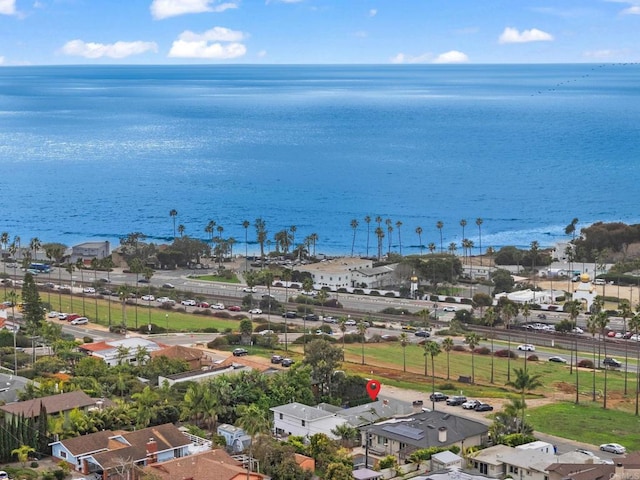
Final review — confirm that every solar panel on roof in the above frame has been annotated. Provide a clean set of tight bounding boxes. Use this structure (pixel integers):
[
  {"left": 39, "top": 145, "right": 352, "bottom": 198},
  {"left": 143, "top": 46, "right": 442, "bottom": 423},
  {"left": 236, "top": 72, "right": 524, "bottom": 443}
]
[{"left": 382, "top": 424, "right": 424, "bottom": 441}]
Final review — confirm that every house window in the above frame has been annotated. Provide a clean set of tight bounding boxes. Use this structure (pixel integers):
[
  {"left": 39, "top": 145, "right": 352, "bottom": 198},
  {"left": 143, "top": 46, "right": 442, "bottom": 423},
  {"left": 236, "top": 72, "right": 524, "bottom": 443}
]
[
  {"left": 279, "top": 413, "right": 283, "bottom": 420},
  {"left": 60, "top": 451, "right": 67, "bottom": 459},
  {"left": 479, "top": 463, "right": 487, "bottom": 475},
  {"left": 301, "top": 420, "right": 305, "bottom": 427}
]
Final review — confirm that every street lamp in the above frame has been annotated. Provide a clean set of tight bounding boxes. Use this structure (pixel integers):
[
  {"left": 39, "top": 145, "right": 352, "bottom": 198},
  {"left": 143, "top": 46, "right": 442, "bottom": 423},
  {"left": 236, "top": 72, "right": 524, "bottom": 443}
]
[{"left": 165, "top": 313, "right": 169, "bottom": 336}]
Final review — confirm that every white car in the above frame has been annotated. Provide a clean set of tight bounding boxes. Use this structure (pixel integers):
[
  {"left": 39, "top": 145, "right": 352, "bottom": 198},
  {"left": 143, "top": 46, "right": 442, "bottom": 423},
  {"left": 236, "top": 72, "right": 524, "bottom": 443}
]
[
  {"left": 600, "top": 443, "right": 626, "bottom": 454},
  {"left": 181, "top": 299, "right": 196, "bottom": 306},
  {"left": 243, "top": 287, "right": 257, "bottom": 293},
  {"left": 211, "top": 303, "right": 225, "bottom": 310},
  {"left": 572, "top": 326, "right": 584, "bottom": 334},
  {"left": 258, "top": 329, "right": 275, "bottom": 336},
  {"left": 83, "top": 287, "right": 96, "bottom": 294},
  {"left": 442, "top": 306, "right": 457, "bottom": 312},
  {"left": 301, "top": 290, "right": 317, "bottom": 297},
  {"left": 47, "top": 310, "right": 60, "bottom": 318},
  {"left": 141, "top": 294, "right": 155, "bottom": 301},
  {"left": 58, "top": 313, "right": 68, "bottom": 320},
  {"left": 249, "top": 308, "right": 263, "bottom": 314},
  {"left": 70, "top": 317, "right": 89, "bottom": 325},
  {"left": 517, "top": 344, "right": 535, "bottom": 351},
  {"left": 345, "top": 319, "right": 357, "bottom": 326}
]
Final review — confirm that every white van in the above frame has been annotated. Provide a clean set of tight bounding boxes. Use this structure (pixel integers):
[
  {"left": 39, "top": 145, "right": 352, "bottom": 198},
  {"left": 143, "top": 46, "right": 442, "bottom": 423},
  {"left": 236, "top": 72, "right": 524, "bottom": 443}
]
[{"left": 594, "top": 278, "right": 606, "bottom": 285}]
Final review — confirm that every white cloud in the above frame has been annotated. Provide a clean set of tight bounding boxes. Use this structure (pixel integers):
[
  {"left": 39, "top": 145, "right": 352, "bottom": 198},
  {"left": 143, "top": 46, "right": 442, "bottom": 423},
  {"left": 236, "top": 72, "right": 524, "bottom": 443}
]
[
  {"left": 168, "top": 40, "right": 246, "bottom": 58},
  {"left": 0, "top": 0, "right": 16, "bottom": 15},
  {"left": 257, "top": 49, "right": 267, "bottom": 57},
  {"left": 150, "top": 0, "right": 237, "bottom": 20},
  {"left": 621, "top": 5, "right": 640, "bottom": 14},
  {"left": 61, "top": 40, "right": 158, "bottom": 59},
  {"left": 168, "top": 26, "right": 247, "bottom": 59},
  {"left": 390, "top": 52, "right": 432, "bottom": 64},
  {"left": 433, "top": 50, "right": 469, "bottom": 64},
  {"left": 0, "top": 56, "right": 5, "bottom": 65},
  {"left": 266, "top": 0, "right": 303, "bottom": 3},
  {"left": 178, "top": 26, "right": 245, "bottom": 42},
  {"left": 499, "top": 27, "right": 554, "bottom": 44},
  {"left": 369, "top": 9, "right": 377, "bottom": 17}
]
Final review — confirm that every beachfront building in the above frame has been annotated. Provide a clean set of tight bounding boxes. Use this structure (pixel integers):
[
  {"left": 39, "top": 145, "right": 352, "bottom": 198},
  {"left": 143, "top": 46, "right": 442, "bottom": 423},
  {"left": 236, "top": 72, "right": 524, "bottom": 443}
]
[
  {"left": 70, "top": 241, "right": 110, "bottom": 264},
  {"left": 495, "top": 288, "right": 564, "bottom": 305},
  {"left": 295, "top": 257, "right": 398, "bottom": 290}
]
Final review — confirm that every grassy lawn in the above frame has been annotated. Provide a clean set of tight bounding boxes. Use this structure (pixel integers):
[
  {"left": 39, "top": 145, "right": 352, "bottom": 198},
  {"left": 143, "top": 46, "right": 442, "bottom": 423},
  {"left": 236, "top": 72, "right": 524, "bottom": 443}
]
[{"left": 187, "top": 274, "right": 240, "bottom": 283}]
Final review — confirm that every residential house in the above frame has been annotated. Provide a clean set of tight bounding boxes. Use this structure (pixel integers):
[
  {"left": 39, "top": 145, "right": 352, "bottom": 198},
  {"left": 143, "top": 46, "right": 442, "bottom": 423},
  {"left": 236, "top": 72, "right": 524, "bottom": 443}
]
[
  {"left": 296, "top": 257, "right": 373, "bottom": 290},
  {"left": 271, "top": 397, "right": 414, "bottom": 441},
  {"left": 158, "top": 356, "right": 279, "bottom": 387},
  {"left": 151, "top": 345, "right": 209, "bottom": 370},
  {"left": 216, "top": 424, "right": 251, "bottom": 454},
  {"left": 142, "top": 448, "right": 267, "bottom": 480},
  {"left": 70, "top": 241, "right": 110, "bottom": 263},
  {"left": 412, "top": 468, "right": 496, "bottom": 480},
  {"left": 0, "top": 390, "right": 97, "bottom": 422},
  {"left": 50, "top": 423, "right": 192, "bottom": 478},
  {"left": 363, "top": 410, "right": 489, "bottom": 461},
  {"left": 79, "top": 338, "right": 165, "bottom": 367},
  {"left": 351, "top": 264, "right": 398, "bottom": 289},
  {"left": 294, "top": 453, "right": 315, "bottom": 472},
  {"left": 548, "top": 451, "right": 640, "bottom": 480},
  {"left": 431, "top": 451, "right": 463, "bottom": 471}
]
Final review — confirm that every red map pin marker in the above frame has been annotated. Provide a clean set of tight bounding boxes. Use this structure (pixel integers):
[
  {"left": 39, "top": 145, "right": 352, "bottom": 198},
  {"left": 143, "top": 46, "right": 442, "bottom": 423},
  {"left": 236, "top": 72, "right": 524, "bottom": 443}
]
[{"left": 366, "top": 379, "right": 381, "bottom": 401}]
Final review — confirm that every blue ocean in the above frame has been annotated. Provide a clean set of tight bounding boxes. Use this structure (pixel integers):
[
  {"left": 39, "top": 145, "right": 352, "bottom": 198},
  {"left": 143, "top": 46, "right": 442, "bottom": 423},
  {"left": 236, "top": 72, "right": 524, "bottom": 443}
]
[{"left": 0, "top": 64, "right": 639, "bottom": 256}]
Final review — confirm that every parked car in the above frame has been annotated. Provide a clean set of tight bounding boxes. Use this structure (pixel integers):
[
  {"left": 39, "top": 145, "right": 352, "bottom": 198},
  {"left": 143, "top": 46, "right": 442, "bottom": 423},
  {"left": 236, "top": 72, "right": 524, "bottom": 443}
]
[
  {"left": 141, "top": 295, "right": 155, "bottom": 301},
  {"left": 402, "top": 325, "right": 417, "bottom": 331},
  {"left": 243, "top": 286, "right": 257, "bottom": 293},
  {"left": 47, "top": 310, "right": 60, "bottom": 318},
  {"left": 475, "top": 403, "right": 494, "bottom": 412},
  {"left": 196, "top": 301, "right": 210, "bottom": 308},
  {"left": 323, "top": 316, "right": 337, "bottom": 323},
  {"left": 180, "top": 299, "right": 196, "bottom": 306},
  {"left": 258, "top": 329, "right": 275, "bottom": 336},
  {"left": 446, "top": 395, "right": 467, "bottom": 406},
  {"left": 462, "top": 399, "right": 481, "bottom": 410},
  {"left": 549, "top": 356, "right": 568, "bottom": 363},
  {"left": 442, "top": 306, "right": 457, "bottom": 312},
  {"left": 517, "top": 344, "right": 535, "bottom": 351},
  {"left": 603, "top": 357, "right": 622, "bottom": 368},
  {"left": 138, "top": 279, "right": 149, "bottom": 284},
  {"left": 301, "top": 290, "right": 317, "bottom": 297},
  {"left": 162, "top": 283, "right": 175, "bottom": 289},
  {"left": 232, "top": 348, "right": 248, "bottom": 357},
  {"left": 600, "top": 443, "right": 626, "bottom": 454},
  {"left": 345, "top": 319, "right": 357, "bottom": 326},
  {"left": 415, "top": 330, "right": 431, "bottom": 338},
  {"left": 271, "top": 355, "right": 283, "bottom": 364},
  {"left": 303, "top": 313, "right": 319, "bottom": 321},
  {"left": 429, "top": 392, "right": 449, "bottom": 402},
  {"left": 228, "top": 305, "right": 242, "bottom": 312},
  {"left": 57, "top": 313, "right": 68, "bottom": 320},
  {"left": 211, "top": 303, "right": 225, "bottom": 310},
  {"left": 282, "top": 311, "right": 298, "bottom": 318},
  {"left": 70, "top": 317, "right": 89, "bottom": 325},
  {"left": 281, "top": 358, "right": 295, "bottom": 367},
  {"left": 82, "top": 287, "right": 95, "bottom": 294},
  {"left": 66, "top": 314, "right": 81, "bottom": 322},
  {"left": 249, "top": 308, "right": 263, "bottom": 315}
]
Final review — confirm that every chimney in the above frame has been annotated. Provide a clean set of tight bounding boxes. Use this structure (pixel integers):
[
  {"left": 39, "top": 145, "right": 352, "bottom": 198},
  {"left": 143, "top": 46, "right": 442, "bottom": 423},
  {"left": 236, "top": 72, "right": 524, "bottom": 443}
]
[
  {"left": 146, "top": 437, "right": 158, "bottom": 464},
  {"left": 613, "top": 462, "right": 624, "bottom": 480},
  {"left": 438, "top": 427, "right": 447, "bottom": 443},
  {"left": 412, "top": 400, "right": 423, "bottom": 413}
]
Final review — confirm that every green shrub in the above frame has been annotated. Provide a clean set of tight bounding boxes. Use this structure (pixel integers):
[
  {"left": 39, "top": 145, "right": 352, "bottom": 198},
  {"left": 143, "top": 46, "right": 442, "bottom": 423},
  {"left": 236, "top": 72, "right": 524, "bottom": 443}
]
[
  {"left": 30, "top": 461, "right": 39, "bottom": 468},
  {"left": 82, "top": 336, "right": 93, "bottom": 344},
  {"left": 207, "top": 337, "right": 228, "bottom": 348}
]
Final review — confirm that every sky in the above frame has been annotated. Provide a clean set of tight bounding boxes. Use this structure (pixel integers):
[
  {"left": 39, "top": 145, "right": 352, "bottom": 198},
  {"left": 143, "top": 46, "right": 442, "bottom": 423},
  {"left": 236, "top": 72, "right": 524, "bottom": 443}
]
[{"left": 0, "top": 0, "right": 639, "bottom": 65}]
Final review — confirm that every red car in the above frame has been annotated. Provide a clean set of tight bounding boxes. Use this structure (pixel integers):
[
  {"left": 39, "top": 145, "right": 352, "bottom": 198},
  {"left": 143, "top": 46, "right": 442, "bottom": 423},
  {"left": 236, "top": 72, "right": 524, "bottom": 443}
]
[
  {"left": 67, "top": 313, "right": 82, "bottom": 322},
  {"left": 196, "top": 302, "right": 210, "bottom": 308},
  {"left": 228, "top": 305, "right": 242, "bottom": 312}
]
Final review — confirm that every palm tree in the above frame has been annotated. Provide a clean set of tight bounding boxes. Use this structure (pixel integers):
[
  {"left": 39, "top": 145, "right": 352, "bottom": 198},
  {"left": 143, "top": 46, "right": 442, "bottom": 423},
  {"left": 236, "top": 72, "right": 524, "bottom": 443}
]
[
  {"left": 143, "top": 267, "right": 154, "bottom": 327},
  {"left": 177, "top": 224, "right": 185, "bottom": 237},
  {"left": 11, "top": 445, "right": 35, "bottom": 467},
  {"left": 309, "top": 232, "right": 318, "bottom": 257},
  {"left": 350, "top": 219, "right": 359, "bottom": 257},
  {"left": 254, "top": 218, "right": 267, "bottom": 266},
  {"left": 290, "top": 225, "right": 297, "bottom": 249},
  {"left": 385, "top": 219, "right": 393, "bottom": 254},
  {"left": 374, "top": 226, "right": 384, "bottom": 261},
  {"left": 117, "top": 284, "right": 130, "bottom": 328},
  {"left": 629, "top": 311, "right": 640, "bottom": 415},
  {"left": 242, "top": 220, "right": 250, "bottom": 271},
  {"left": 415, "top": 226, "right": 423, "bottom": 255},
  {"left": 530, "top": 241, "right": 540, "bottom": 301},
  {"left": 595, "top": 310, "right": 610, "bottom": 409},
  {"left": 265, "top": 271, "right": 276, "bottom": 333},
  {"left": 564, "top": 299, "right": 581, "bottom": 402},
  {"left": 464, "top": 333, "right": 481, "bottom": 383},
  {"left": 586, "top": 312, "right": 599, "bottom": 402},
  {"left": 282, "top": 269, "right": 292, "bottom": 351},
  {"left": 29, "top": 237, "right": 41, "bottom": 261},
  {"left": 459, "top": 219, "right": 467, "bottom": 261},
  {"left": 620, "top": 299, "right": 632, "bottom": 395},
  {"left": 476, "top": 218, "right": 483, "bottom": 265},
  {"left": 436, "top": 221, "right": 444, "bottom": 253},
  {"left": 502, "top": 302, "right": 517, "bottom": 381},
  {"left": 364, "top": 215, "right": 371, "bottom": 257},
  {"left": 506, "top": 367, "right": 542, "bottom": 433},
  {"left": 237, "top": 404, "right": 271, "bottom": 477},
  {"left": 442, "top": 337, "right": 454, "bottom": 380},
  {"left": 357, "top": 320, "right": 368, "bottom": 365},
  {"left": 91, "top": 258, "right": 100, "bottom": 322},
  {"left": 66, "top": 262, "right": 76, "bottom": 312},
  {"left": 169, "top": 209, "right": 178, "bottom": 239},
  {"left": 425, "top": 340, "right": 441, "bottom": 409},
  {"left": 484, "top": 307, "right": 497, "bottom": 383},
  {"left": 521, "top": 303, "right": 531, "bottom": 370},
  {"left": 396, "top": 220, "right": 403, "bottom": 255},
  {"left": 338, "top": 317, "right": 347, "bottom": 359},
  {"left": 399, "top": 332, "right": 409, "bottom": 372}
]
